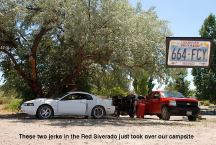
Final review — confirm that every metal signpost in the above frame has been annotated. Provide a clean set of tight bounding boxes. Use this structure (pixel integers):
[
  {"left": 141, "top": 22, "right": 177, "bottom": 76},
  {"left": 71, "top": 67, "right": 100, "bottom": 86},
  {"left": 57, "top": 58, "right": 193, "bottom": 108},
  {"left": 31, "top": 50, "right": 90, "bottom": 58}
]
[{"left": 166, "top": 37, "right": 213, "bottom": 68}]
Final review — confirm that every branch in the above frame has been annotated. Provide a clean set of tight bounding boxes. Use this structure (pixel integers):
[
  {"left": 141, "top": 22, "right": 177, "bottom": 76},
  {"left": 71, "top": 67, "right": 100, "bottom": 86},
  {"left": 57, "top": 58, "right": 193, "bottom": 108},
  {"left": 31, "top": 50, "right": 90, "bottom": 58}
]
[
  {"left": 0, "top": 49, "right": 31, "bottom": 84},
  {"left": 17, "top": 31, "right": 27, "bottom": 41},
  {"left": 31, "top": 27, "right": 52, "bottom": 54}
]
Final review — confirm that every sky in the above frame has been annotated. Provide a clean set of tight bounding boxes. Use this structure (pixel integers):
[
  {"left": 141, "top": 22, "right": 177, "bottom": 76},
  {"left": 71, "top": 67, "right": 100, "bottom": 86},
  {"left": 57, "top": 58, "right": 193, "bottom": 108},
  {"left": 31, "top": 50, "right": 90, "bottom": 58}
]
[{"left": 130, "top": 0, "right": 216, "bottom": 90}]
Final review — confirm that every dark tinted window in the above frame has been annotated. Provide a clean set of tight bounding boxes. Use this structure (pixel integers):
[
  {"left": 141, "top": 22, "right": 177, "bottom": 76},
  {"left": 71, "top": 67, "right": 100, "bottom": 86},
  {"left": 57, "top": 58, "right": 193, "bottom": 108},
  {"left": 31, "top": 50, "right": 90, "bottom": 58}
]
[
  {"left": 61, "top": 93, "right": 93, "bottom": 100},
  {"left": 152, "top": 92, "right": 160, "bottom": 99},
  {"left": 80, "top": 94, "right": 93, "bottom": 100},
  {"left": 61, "top": 94, "right": 82, "bottom": 100}
]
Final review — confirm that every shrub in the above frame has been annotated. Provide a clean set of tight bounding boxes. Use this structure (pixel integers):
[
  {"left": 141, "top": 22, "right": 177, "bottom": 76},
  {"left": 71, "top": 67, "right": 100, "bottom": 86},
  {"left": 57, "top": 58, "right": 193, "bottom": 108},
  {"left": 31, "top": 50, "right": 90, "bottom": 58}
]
[
  {"left": 201, "top": 100, "right": 210, "bottom": 106},
  {"left": 5, "top": 98, "right": 22, "bottom": 112},
  {"left": 0, "top": 98, "right": 3, "bottom": 105},
  {"left": 0, "top": 97, "right": 10, "bottom": 105}
]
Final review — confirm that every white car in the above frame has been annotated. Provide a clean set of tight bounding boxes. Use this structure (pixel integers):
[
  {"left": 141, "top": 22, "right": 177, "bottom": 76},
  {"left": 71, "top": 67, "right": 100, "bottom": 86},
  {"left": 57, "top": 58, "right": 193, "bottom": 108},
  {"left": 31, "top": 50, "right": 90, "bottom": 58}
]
[{"left": 21, "top": 92, "right": 115, "bottom": 119}]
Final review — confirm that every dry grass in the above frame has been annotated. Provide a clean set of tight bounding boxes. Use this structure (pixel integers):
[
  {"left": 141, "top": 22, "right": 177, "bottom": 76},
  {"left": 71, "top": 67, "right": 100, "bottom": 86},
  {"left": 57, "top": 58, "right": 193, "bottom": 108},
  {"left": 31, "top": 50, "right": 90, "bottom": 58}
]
[{"left": 0, "top": 104, "right": 18, "bottom": 114}]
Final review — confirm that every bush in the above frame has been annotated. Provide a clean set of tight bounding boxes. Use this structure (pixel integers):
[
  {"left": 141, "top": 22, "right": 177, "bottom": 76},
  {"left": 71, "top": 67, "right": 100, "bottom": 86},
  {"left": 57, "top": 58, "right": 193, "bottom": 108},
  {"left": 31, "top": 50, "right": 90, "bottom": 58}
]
[
  {"left": 200, "top": 100, "right": 210, "bottom": 106},
  {"left": 5, "top": 98, "right": 22, "bottom": 112},
  {"left": 110, "top": 87, "right": 127, "bottom": 96},
  {"left": 0, "top": 97, "right": 10, "bottom": 105}
]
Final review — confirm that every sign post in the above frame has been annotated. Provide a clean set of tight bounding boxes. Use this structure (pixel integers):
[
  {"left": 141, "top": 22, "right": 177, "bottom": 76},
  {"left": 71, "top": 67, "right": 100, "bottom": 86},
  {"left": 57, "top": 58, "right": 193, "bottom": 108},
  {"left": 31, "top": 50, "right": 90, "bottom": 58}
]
[{"left": 166, "top": 37, "right": 213, "bottom": 68}]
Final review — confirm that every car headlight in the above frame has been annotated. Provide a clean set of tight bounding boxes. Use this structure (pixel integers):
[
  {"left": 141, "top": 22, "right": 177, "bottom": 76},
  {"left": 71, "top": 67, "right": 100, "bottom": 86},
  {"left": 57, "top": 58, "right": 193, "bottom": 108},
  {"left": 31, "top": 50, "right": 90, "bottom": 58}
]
[
  {"left": 169, "top": 100, "right": 176, "bottom": 106},
  {"left": 23, "top": 103, "right": 34, "bottom": 106}
]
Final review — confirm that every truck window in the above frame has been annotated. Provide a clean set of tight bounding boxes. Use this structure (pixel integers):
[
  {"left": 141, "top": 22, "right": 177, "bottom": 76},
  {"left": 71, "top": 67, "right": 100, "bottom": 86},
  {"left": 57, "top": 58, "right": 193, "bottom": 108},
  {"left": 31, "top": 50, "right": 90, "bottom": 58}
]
[
  {"left": 146, "top": 92, "right": 154, "bottom": 100},
  {"left": 153, "top": 93, "right": 160, "bottom": 99}
]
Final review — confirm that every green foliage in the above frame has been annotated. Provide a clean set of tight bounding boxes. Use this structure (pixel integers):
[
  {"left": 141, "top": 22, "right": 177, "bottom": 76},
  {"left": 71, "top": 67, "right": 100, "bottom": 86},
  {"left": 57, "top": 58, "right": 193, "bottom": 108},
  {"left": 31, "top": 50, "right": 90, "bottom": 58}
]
[
  {"left": 91, "top": 87, "right": 127, "bottom": 97},
  {"left": 90, "top": 64, "right": 129, "bottom": 96},
  {"left": 5, "top": 98, "right": 22, "bottom": 111},
  {"left": 0, "top": 0, "right": 171, "bottom": 99},
  {"left": 147, "top": 77, "right": 155, "bottom": 93},
  {"left": 1, "top": 71, "right": 36, "bottom": 101},
  {"left": 0, "top": 87, "right": 19, "bottom": 104},
  {"left": 0, "top": 97, "right": 8, "bottom": 104},
  {"left": 110, "top": 87, "right": 127, "bottom": 96},
  {"left": 192, "top": 14, "right": 216, "bottom": 103},
  {"left": 133, "top": 71, "right": 154, "bottom": 96},
  {"left": 166, "top": 70, "right": 190, "bottom": 97},
  {"left": 200, "top": 100, "right": 210, "bottom": 106},
  {"left": 188, "top": 89, "right": 196, "bottom": 97}
]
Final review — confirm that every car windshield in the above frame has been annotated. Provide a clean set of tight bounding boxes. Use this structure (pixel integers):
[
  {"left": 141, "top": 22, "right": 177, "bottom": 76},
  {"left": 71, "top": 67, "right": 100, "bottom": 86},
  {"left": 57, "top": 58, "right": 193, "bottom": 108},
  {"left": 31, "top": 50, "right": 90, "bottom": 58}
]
[{"left": 161, "top": 91, "right": 186, "bottom": 98}]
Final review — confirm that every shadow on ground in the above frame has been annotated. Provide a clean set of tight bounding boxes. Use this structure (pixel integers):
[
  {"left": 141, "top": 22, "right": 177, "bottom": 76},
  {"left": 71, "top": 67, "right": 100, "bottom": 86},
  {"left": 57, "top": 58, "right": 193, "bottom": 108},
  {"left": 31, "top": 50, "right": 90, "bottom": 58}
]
[{"left": 0, "top": 113, "right": 194, "bottom": 127}]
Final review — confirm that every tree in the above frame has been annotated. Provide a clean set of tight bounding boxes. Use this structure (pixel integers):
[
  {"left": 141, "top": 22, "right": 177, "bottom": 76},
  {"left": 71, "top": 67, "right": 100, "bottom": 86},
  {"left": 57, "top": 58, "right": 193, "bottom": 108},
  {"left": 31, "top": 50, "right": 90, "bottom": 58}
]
[
  {"left": 166, "top": 70, "right": 190, "bottom": 97},
  {"left": 147, "top": 77, "right": 155, "bottom": 93},
  {"left": 90, "top": 64, "right": 129, "bottom": 96},
  {"left": 133, "top": 71, "right": 148, "bottom": 96},
  {"left": 132, "top": 70, "right": 155, "bottom": 96},
  {"left": 192, "top": 14, "right": 216, "bottom": 103},
  {"left": 0, "top": 0, "right": 171, "bottom": 99}
]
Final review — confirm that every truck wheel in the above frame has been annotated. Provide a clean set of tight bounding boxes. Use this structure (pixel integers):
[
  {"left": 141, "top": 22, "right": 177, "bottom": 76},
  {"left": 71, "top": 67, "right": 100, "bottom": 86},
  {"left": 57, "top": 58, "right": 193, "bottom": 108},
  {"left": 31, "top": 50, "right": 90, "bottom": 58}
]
[
  {"left": 161, "top": 107, "right": 170, "bottom": 120},
  {"left": 128, "top": 108, "right": 135, "bottom": 118},
  {"left": 188, "top": 115, "right": 197, "bottom": 121},
  {"left": 92, "top": 106, "right": 105, "bottom": 119},
  {"left": 157, "top": 114, "right": 162, "bottom": 119},
  {"left": 129, "top": 114, "right": 134, "bottom": 118},
  {"left": 36, "top": 105, "right": 53, "bottom": 119}
]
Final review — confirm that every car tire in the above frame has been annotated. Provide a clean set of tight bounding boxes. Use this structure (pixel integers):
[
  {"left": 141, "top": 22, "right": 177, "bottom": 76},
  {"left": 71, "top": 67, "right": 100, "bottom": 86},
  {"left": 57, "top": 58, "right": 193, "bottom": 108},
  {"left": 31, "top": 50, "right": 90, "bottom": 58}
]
[
  {"left": 91, "top": 106, "right": 105, "bottom": 119},
  {"left": 188, "top": 115, "right": 197, "bottom": 121},
  {"left": 36, "top": 105, "right": 53, "bottom": 119},
  {"left": 161, "top": 106, "right": 170, "bottom": 120}
]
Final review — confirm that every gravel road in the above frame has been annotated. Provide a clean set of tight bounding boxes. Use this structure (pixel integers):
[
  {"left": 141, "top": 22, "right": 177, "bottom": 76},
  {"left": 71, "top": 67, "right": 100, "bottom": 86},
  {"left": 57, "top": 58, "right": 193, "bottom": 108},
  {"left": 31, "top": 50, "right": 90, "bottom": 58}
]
[{"left": 0, "top": 114, "right": 216, "bottom": 145}]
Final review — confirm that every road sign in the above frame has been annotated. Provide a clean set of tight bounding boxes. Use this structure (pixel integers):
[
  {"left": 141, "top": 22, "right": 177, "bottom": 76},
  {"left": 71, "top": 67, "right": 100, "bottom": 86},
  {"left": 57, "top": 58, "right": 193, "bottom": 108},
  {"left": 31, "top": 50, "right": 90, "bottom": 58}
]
[{"left": 166, "top": 37, "right": 213, "bottom": 68}]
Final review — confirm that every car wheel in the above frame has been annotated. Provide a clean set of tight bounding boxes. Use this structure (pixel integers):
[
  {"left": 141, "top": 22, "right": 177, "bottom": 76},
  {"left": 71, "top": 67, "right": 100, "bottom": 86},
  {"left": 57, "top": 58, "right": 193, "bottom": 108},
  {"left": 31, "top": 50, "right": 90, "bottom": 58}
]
[
  {"left": 161, "top": 107, "right": 170, "bottom": 120},
  {"left": 37, "top": 105, "right": 53, "bottom": 119},
  {"left": 92, "top": 106, "right": 105, "bottom": 119},
  {"left": 188, "top": 115, "right": 197, "bottom": 121}
]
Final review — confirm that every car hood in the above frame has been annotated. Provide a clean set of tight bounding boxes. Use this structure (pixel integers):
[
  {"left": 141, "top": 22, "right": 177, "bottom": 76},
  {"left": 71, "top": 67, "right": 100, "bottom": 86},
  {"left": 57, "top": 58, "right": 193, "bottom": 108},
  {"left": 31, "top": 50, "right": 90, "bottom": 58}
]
[{"left": 24, "top": 98, "right": 55, "bottom": 104}]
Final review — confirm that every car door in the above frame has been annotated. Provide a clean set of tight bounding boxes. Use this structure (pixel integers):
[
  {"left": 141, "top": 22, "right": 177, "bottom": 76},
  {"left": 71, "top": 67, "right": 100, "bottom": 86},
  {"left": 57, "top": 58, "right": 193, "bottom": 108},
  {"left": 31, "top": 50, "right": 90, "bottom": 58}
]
[{"left": 57, "top": 93, "right": 87, "bottom": 115}]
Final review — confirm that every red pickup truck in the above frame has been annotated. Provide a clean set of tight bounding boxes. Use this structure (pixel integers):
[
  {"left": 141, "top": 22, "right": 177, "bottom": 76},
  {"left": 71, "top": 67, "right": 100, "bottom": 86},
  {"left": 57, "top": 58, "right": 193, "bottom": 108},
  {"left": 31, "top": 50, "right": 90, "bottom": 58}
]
[{"left": 144, "top": 91, "right": 200, "bottom": 121}]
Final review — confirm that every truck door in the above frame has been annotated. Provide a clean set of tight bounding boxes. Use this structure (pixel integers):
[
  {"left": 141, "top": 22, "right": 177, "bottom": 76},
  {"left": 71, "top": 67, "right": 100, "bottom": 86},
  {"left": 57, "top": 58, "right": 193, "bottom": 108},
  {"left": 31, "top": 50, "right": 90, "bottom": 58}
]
[
  {"left": 145, "top": 92, "right": 154, "bottom": 114},
  {"left": 150, "top": 92, "right": 161, "bottom": 114}
]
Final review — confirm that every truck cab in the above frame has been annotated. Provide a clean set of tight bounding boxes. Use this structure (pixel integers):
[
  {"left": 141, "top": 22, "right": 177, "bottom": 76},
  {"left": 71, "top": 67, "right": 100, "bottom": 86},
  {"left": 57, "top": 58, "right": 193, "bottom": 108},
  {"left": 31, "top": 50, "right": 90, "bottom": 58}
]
[{"left": 144, "top": 91, "right": 200, "bottom": 121}]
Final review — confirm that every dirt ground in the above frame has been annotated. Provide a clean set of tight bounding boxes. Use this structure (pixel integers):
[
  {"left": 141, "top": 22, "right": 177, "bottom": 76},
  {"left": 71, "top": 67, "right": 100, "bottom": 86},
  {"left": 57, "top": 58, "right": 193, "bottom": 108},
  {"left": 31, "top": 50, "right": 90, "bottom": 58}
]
[{"left": 0, "top": 114, "right": 216, "bottom": 145}]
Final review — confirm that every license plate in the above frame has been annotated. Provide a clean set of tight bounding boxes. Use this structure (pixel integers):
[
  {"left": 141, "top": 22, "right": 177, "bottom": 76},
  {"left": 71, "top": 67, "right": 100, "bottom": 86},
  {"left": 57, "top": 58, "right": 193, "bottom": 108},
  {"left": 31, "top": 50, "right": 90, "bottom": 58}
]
[
  {"left": 186, "top": 111, "right": 192, "bottom": 116},
  {"left": 167, "top": 40, "right": 211, "bottom": 67}
]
